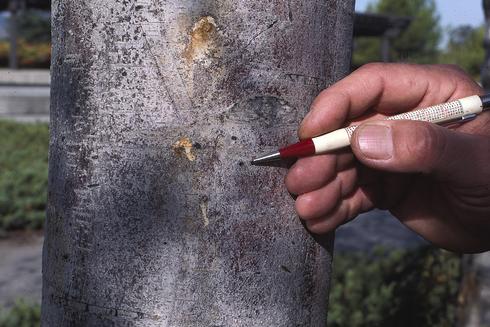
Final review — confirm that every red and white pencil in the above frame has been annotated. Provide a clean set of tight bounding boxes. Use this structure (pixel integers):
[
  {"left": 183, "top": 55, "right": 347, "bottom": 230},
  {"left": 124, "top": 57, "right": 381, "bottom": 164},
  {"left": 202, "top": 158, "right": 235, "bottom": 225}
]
[{"left": 251, "top": 94, "right": 490, "bottom": 165}]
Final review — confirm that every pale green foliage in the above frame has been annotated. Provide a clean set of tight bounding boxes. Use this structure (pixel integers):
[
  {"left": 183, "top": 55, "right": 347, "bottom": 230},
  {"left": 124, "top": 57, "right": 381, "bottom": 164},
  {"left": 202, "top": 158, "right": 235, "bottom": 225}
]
[{"left": 439, "top": 25, "right": 485, "bottom": 80}]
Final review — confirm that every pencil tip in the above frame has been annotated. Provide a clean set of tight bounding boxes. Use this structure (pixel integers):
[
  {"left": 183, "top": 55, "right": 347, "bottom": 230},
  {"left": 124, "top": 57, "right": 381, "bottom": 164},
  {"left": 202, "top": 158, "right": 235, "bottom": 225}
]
[{"left": 250, "top": 152, "right": 281, "bottom": 166}]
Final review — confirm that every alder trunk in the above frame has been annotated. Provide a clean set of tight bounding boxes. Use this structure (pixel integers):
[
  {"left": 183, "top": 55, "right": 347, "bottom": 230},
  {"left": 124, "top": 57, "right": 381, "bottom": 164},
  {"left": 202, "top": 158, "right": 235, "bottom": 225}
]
[{"left": 42, "top": 1, "right": 354, "bottom": 326}]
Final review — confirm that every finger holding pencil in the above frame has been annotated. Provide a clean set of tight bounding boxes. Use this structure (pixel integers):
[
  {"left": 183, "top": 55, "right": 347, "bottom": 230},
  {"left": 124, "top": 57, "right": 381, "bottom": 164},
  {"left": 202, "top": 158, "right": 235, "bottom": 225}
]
[
  {"left": 271, "top": 63, "right": 490, "bottom": 252},
  {"left": 251, "top": 94, "right": 489, "bottom": 165}
]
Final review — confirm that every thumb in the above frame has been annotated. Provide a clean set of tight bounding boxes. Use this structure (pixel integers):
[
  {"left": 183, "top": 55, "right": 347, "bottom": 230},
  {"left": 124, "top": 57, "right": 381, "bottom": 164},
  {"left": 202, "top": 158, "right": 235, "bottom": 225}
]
[{"left": 351, "top": 120, "right": 490, "bottom": 185}]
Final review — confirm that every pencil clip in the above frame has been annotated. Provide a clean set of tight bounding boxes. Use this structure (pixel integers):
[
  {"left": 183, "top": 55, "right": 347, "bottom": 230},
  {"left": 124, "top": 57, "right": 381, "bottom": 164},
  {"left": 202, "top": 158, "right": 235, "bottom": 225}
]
[{"left": 461, "top": 113, "right": 477, "bottom": 122}]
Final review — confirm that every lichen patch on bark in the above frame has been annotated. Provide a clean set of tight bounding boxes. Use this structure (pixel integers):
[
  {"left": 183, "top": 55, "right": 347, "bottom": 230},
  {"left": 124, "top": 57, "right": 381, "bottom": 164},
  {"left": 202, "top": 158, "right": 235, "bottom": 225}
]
[
  {"left": 183, "top": 16, "right": 218, "bottom": 64},
  {"left": 172, "top": 137, "right": 196, "bottom": 161}
]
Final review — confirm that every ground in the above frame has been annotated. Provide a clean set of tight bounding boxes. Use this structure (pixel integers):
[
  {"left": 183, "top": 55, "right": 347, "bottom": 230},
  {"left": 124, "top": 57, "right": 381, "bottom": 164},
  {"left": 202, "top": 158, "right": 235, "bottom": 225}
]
[{"left": 0, "top": 232, "right": 43, "bottom": 308}]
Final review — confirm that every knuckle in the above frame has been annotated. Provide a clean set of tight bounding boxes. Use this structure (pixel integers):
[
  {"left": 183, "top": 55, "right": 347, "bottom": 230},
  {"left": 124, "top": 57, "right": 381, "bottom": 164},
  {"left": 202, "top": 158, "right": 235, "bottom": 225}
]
[
  {"left": 358, "top": 62, "right": 384, "bottom": 74},
  {"left": 355, "top": 63, "right": 385, "bottom": 94},
  {"left": 431, "top": 64, "right": 481, "bottom": 93},
  {"left": 433, "top": 63, "right": 463, "bottom": 73},
  {"left": 431, "top": 64, "right": 470, "bottom": 80}
]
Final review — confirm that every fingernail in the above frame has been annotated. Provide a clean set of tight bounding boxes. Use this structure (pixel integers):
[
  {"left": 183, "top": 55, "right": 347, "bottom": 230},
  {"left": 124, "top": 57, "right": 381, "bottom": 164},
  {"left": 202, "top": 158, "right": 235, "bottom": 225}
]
[{"left": 356, "top": 123, "right": 393, "bottom": 160}]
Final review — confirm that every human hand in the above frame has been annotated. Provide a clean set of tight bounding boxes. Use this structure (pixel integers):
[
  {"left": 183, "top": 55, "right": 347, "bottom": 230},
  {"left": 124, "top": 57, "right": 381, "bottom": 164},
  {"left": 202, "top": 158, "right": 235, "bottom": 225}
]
[{"left": 285, "top": 63, "right": 490, "bottom": 253}]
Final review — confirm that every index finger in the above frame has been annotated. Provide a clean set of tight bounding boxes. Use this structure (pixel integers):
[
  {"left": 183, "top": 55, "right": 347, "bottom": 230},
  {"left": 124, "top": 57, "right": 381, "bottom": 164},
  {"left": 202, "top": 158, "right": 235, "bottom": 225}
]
[{"left": 299, "top": 63, "right": 482, "bottom": 139}]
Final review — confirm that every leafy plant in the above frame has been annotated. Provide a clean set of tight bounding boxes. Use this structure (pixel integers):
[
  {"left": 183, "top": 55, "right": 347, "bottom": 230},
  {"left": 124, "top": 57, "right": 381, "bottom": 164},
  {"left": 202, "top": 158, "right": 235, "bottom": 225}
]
[
  {"left": 15, "top": 10, "right": 51, "bottom": 44},
  {"left": 0, "top": 40, "right": 50, "bottom": 68},
  {"left": 439, "top": 25, "right": 485, "bottom": 80},
  {"left": 0, "top": 299, "right": 40, "bottom": 327},
  {"left": 328, "top": 246, "right": 462, "bottom": 327},
  {"left": 0, "top": 120, "right": 49, "bottom": 231}
]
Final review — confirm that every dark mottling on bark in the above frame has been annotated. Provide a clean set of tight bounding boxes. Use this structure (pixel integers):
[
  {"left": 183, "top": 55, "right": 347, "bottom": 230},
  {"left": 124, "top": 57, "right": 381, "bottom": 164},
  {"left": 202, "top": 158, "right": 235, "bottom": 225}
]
[
  {"left": 43, "top": 0, "right": 355, "bottom": 326},
  {"left": 224, "top": 96, "right": 299, "bottom": 128}
]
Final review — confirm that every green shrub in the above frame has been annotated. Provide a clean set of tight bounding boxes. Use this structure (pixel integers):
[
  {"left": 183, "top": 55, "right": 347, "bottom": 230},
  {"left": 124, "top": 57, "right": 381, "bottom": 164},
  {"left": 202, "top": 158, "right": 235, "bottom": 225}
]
[
  {"left": 0, "top": 299, "right": 40, "bottom": 327},
  {"left": 0, "top": 120, "right": 48, "bottom": 231},
  {"left": 0, "top": 40, "right": 50, "bottom": 68},
  {"left": 328, "top": 246, "right": 462, "bottom": 327}
]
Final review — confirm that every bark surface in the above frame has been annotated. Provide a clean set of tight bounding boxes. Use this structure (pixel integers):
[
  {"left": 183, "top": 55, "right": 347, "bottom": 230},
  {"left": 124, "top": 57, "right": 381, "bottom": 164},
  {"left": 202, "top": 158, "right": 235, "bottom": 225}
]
[
  {"left": 42, "top": 1, "right": 354, "bottom": 326},
  {"left": 483, "top": 0, "right": 490, "bottom": 91}
]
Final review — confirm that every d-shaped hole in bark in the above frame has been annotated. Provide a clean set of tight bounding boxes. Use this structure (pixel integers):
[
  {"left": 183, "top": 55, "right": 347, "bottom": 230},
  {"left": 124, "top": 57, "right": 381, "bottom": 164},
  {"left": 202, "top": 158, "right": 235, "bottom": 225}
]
[{"left": 223, "top": 96, "right": 298, "bottom": 127}]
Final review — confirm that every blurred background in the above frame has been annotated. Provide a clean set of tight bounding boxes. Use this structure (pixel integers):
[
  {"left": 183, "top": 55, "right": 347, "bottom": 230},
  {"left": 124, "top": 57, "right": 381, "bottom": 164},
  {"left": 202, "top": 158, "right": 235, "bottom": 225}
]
[{"left": 0, "top": 0, "right": 489, "bottom": 326}]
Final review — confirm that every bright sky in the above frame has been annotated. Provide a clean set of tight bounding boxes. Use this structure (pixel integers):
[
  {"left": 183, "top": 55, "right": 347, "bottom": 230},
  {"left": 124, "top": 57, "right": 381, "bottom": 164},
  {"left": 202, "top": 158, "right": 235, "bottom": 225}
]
[{"left": 355, "top": 0, "right": 485, "bottom": 28}]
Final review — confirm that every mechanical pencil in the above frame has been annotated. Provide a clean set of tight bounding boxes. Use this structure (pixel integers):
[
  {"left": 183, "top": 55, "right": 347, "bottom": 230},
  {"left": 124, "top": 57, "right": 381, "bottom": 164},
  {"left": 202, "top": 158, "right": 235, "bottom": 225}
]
[{"left": 251, "top": 94, "right": 490, "bottom": 165}]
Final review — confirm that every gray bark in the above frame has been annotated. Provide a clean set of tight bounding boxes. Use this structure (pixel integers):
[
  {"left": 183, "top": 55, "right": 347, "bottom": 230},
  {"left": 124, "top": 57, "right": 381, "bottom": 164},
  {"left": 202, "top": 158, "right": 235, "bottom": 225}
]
[
  {"left": 482, "top": 0, "right": 490, "bottom": 90},
  {"left": 42, "top": 1, "right": 354, "bottom": 326}
]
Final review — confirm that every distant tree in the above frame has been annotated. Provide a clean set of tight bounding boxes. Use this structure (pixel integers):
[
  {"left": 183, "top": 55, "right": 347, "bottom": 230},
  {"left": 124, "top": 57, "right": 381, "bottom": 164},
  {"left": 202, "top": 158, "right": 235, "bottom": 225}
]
[
  {"left": 352, "top": 37, "right": 381, "bottom": 69},
  {"left": 353, "top": 0, "right": 441, "bottom": 66},
  {"left": 439, "top": 25, "right": 484, "bottom": 80},
  {"left": 16, "top": 9, "right": 50, "bottom": 43}
]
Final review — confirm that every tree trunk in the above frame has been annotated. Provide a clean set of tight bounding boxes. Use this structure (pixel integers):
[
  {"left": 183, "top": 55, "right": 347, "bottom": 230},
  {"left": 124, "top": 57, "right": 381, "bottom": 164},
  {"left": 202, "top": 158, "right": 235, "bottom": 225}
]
[
  {"left": 42, "top": 1, "right": 354, "bottom": 326},
  {"left": 483, "top": 0, "right": 490, "bottom": 91}
]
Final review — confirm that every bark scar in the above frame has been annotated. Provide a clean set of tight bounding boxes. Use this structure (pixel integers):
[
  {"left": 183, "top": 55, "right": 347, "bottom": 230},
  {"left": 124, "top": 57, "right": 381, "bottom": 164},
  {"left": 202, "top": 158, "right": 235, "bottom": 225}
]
[
  {"left": 200, "top": 201, "right": 209, "bottom": 227},
  {"left": 172, "top": 137, "right": 196, "bottom": 161},
  {"left": 183, "top": 16, "right": 218, "bottom": 63},
  {"left": 287, "top": 0, "right": 293, "bottom": 21},
  {"left": 244, "top": 19, "right": 278, "bottom": 49}
]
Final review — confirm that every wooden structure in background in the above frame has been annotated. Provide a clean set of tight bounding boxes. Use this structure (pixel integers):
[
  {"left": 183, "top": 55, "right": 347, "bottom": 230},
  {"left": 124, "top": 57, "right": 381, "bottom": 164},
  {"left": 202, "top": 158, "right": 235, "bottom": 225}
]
[
  {"left": 0, "top": 0, "right": 50, "bottom": 11},
  {"left": 354, "top": 12, "right": 412, "bottom": 62}
]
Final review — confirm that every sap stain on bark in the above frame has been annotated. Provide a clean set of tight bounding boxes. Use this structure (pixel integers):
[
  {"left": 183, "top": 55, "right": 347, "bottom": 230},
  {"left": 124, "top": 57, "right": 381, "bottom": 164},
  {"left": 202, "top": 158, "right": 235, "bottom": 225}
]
[
  {"left": 183, "top": 16, "right": 219, "bottom": 64},
  {"left": 172, "top": 137, "right": 196, "bottom": 161}
]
